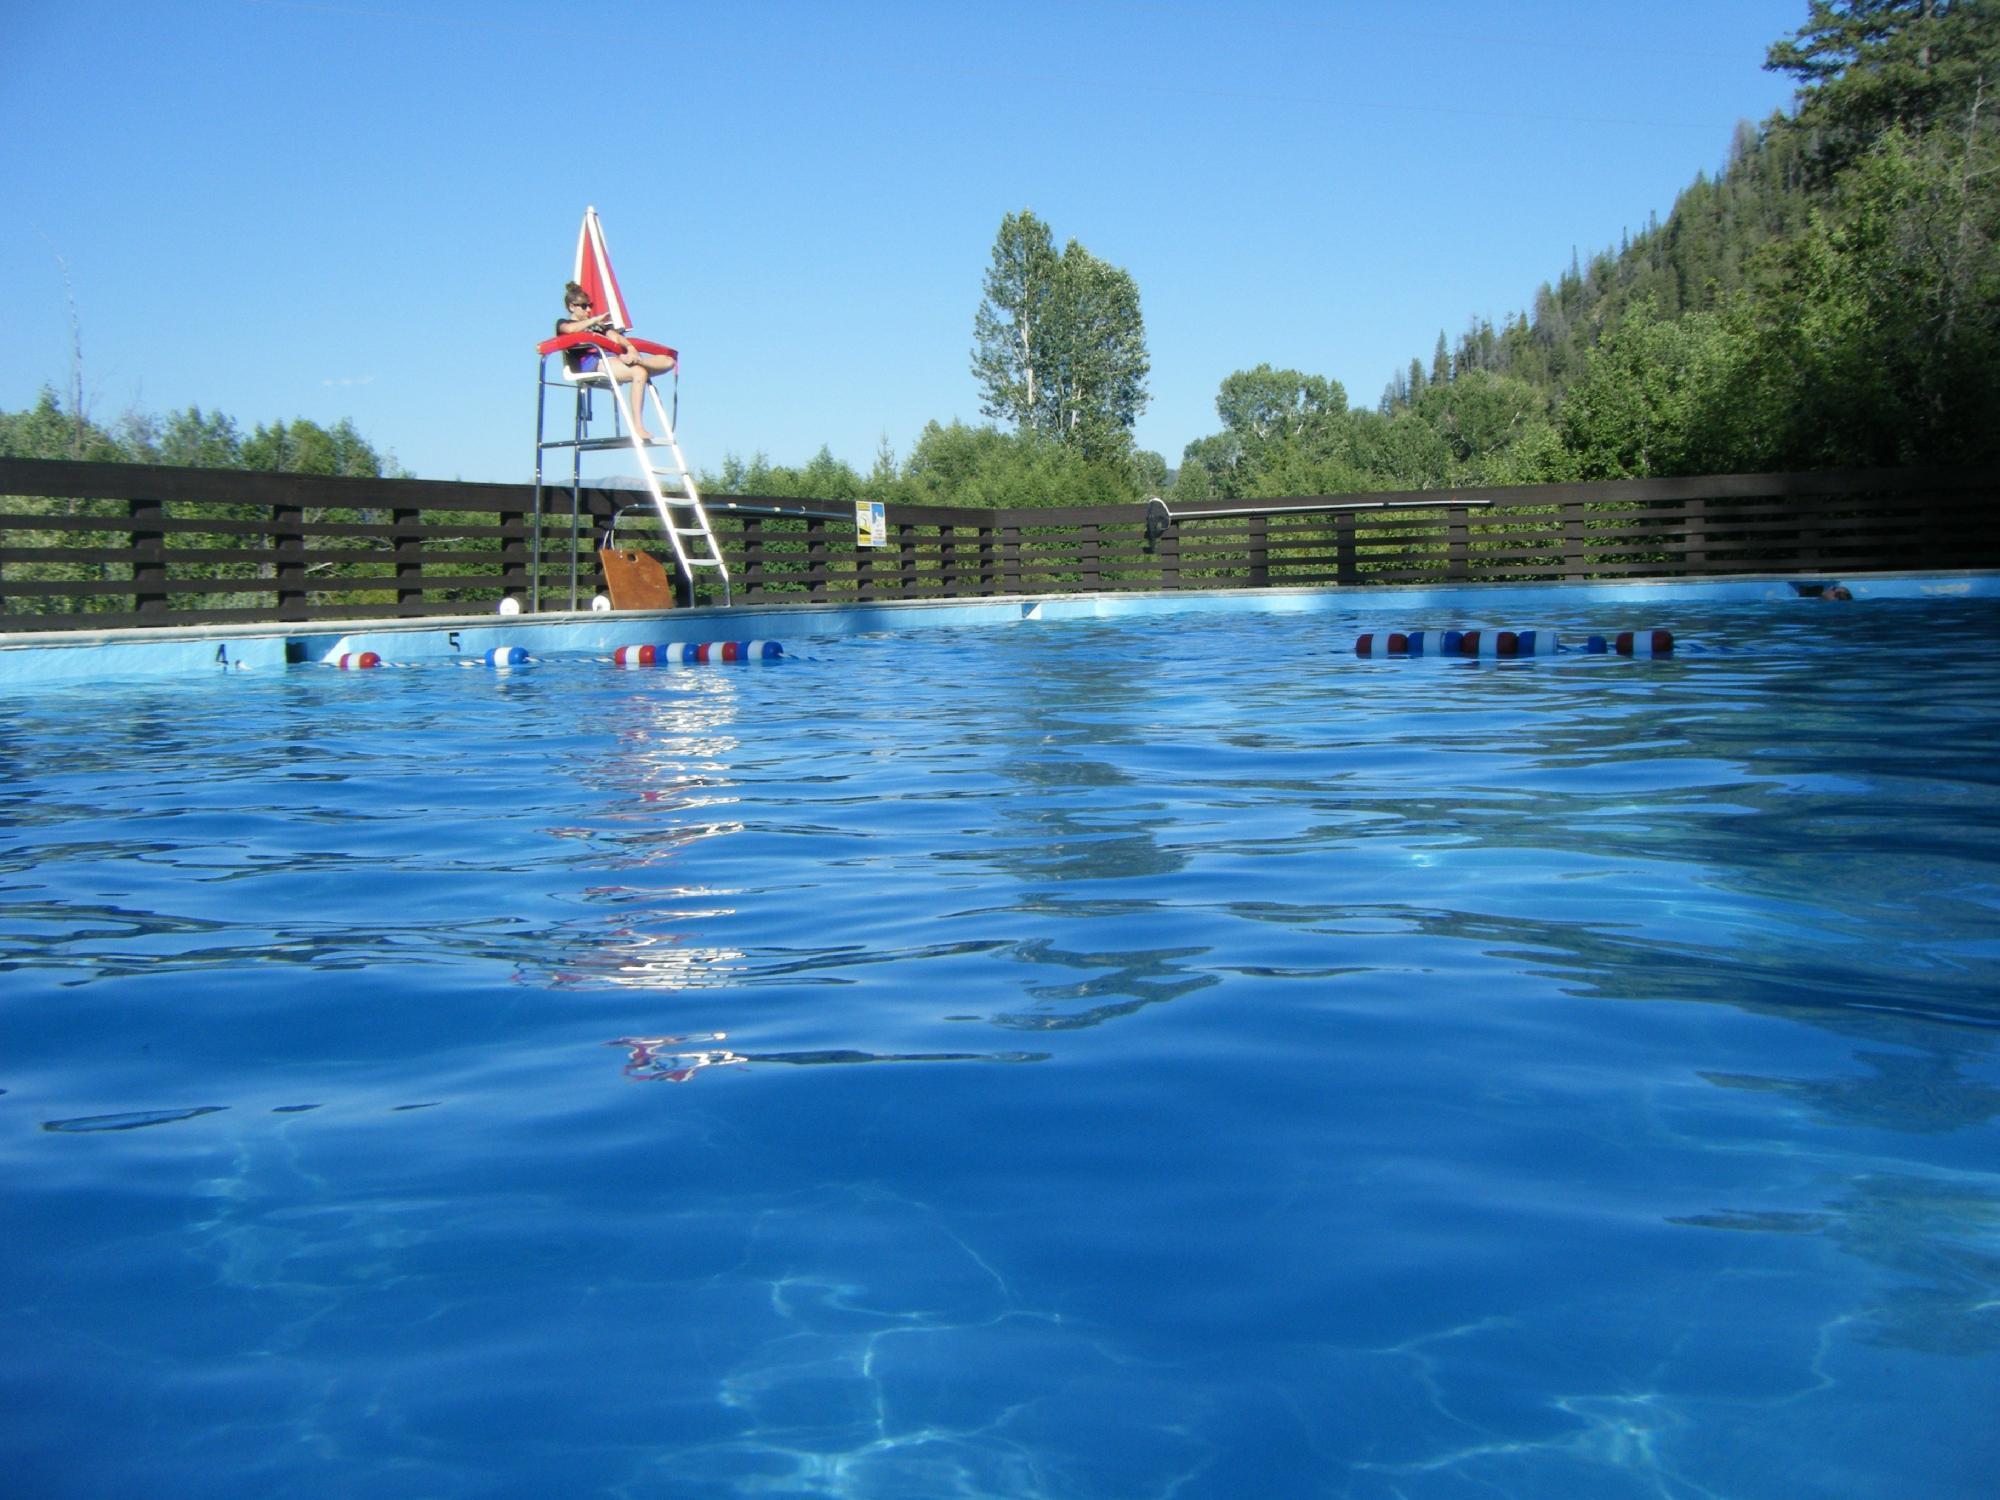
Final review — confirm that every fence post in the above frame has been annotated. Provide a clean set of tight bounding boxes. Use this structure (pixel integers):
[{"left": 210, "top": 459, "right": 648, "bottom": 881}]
[
  {"left": 1797, "top": 489, "right": 1823, "bottom": 569},
  {"left": 1079, "top": 522, "right": 1101, "bottom": 590},
  {"left": 1445, "top": 503, "right": 1470, "bottom": 583},
  {"left": 497, "top": 496, "right": 528, "bottom": 606},
  {"left": 739, "top": 516, "right": 764, "bottom": 601},
  {"left": 806, "top": 517, "right": 828, "bottom": 601},
  {"left": 1248, "top": 512, "right": 1269, "bottom": 587},
  {"left": 855, "top": 528, "right": 877, "bottom": 601},
  {"left": 1001, "top": 523, "right": 1021, "bottom": 593},
  {"left": 128, "top": 496, "right": 167, "bottom": 619},
  {"left": 1682, "top": 494, "right": 1707, "bottom": 576},
  {"left": 274, "top": 502, "right": 306, "bottom": 618},
  {"left": 1155, "top": 518, "right": 1180, "bottom": 589},
  {"left": 1562, "top": 495, "right": 1587, "bottom": 579},
  {"left": 1336, "top": 512, "right": 1358, "bottom": 585},
  {"left": 896, "top": 522, "right": 917, "bottom": 597},
  {"left": 393, "top": 505, "right": 423, "bottom": 613},
  {"left": 939, "top": 527, "right": 960, "bottom": 597}
]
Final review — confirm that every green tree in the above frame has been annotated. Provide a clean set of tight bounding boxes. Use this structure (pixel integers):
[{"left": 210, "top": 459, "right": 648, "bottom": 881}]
[
  {"left": 971, "top": 211, "right": 1060, "bottom": 430},
  {"left": 1413, "top": 370, "right": 1560, "bottom": 480},
  {"left": 1349, "top": 407, "right": 1454, "bottom": 490},
  {"left": 1041, "top": 244, "right": 1150, "bottom": 458},
  {"left": 1747, "top": 120, "right": 2000, "bottom": 464},
  {"left": 899, "top": 420, "right": 1143, "bottom": 508},
  {"left": 971, "top": 210, "right": 1150, "bottom": 460},
  {"left": 1179, "top": 366, "right": 1354, "bottom": 499},
  {"left": 240, "top": 417, "right": 388, "bottom": 476},
  {"left": 1767, "top": 0, "right": 2000, "bottom": 176},
  {"left": 1131, "top": 448, "right": 1169, "bottom": 497},
  {"left": 704, "top": 447, "right": 867, "bottom": 499},
  {"left": 157, "top": 406, "right": 245, "bottom": 468},
  {"left": 1556, "top": 299, "right": 1752, "bottom": 477},
  {"left": 0, "top": 388, "right": 125, "bottom": 461},
  {"left": 1214, "top": 364, "right": 1346, "bottom": 448}
]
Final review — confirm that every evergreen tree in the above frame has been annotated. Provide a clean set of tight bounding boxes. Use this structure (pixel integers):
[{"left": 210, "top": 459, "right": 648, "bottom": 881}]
[
  {"left": 1767, "top": 0, "right": 2000, "bottom": 177},
  {"left": 0, "top": 389, "right": 125, "bottom": 461}
]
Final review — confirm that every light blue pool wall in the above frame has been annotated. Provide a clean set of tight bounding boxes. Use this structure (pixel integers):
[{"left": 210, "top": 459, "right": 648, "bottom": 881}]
[{"left": 1, "top": 570, "right": 1993, "bottom": 688}]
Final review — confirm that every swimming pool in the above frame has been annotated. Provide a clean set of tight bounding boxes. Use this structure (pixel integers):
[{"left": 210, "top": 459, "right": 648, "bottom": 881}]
[{"left": 3, "top": 586, "right": 1997, "bottom": 1497}]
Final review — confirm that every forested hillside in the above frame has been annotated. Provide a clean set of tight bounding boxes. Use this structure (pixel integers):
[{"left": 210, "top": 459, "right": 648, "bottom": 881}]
[{"left": 1176, "top": 0, "right": 2000, "bottom": 499}]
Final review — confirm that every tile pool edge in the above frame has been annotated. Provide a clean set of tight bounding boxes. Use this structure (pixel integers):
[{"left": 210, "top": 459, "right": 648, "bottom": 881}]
[{"left": 2, "top": 569, "right": 1994, "bottom": 689}]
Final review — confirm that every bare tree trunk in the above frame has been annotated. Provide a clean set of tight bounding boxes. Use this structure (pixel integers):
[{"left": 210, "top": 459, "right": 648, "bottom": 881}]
[{"left": 40, "top": 235, "right": 87, "bottom": 456}]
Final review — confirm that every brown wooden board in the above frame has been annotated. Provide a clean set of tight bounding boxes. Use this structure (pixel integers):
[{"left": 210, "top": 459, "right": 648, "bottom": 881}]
[{"left": 598, "top": 546, "right": 678, "bottom": 610}]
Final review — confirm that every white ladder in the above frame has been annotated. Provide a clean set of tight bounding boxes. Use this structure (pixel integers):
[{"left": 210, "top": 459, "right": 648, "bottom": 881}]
[{"left": 580, "top": 370, "right": 731, "bottom": 605}]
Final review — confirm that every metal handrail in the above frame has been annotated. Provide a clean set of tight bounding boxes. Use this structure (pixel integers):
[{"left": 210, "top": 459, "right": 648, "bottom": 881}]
[{"left": 1144, "top": 494, "right": 1492, "bottom": 542}]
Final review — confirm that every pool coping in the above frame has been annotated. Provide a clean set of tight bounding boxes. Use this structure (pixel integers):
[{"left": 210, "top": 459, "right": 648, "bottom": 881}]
[{"left": 2, "top": 569, "right": 1994, "bottom": 688}]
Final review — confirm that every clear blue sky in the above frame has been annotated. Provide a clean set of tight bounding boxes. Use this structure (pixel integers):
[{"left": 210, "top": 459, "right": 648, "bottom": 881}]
[{"left": 1, "top": 0, "right": 1807, "bottom": 483}]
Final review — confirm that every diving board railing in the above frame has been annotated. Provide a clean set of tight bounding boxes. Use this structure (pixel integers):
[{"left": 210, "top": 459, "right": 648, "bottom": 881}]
[{"left": 1, "top": 458, "right": 1994, "bottom": 631}]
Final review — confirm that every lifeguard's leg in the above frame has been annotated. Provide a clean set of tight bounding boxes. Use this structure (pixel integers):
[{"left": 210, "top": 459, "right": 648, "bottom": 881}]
[
  {"left": 613, "top": 360, "right": 653, "bottom": 442},
  {"left": 633, "top": 353, "right": 674, "bottom": 438}
]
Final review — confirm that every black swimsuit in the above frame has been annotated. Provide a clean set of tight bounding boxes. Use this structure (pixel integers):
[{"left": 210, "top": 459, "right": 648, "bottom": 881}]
[{"left": 556, "top": 317, "right": 601, "bottom": 373}]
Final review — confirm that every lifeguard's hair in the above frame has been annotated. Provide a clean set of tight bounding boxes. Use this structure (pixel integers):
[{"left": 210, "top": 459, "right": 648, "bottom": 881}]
[{"left": 564, "top": 281, "right": 590, "bottom": 305}]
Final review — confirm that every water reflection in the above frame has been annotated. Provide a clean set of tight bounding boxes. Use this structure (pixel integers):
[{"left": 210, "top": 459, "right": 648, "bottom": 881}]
[
  {"left": 43, "top": 1105, "right": 227, "bottom": 1133},
  {"left": 988, "top": 937, "right": 1217, "bottom": 1031},
  {"left": 1700, "top": 1050, "right": 2000, "bottom": 1135},
  {"left": 608, "top": 1033, "right": 1047, "bottom": 1082},
  {"left": 531, "top": 683, "right": 752, "bottom": 993},
  {"left": 932, "top": 750, "right": 1185, "bottom": 884},
  {"left": 580, "top": 681, "right": 747, "bottom": 864},
  {"left": 1671, "top": 1173, "right": 2000, "bottom": 1359}
]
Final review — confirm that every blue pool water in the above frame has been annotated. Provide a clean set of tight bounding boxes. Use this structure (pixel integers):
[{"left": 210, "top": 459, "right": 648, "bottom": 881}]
[{"left": 3, "top": 592, "right": 1998, "bottom": 1498}]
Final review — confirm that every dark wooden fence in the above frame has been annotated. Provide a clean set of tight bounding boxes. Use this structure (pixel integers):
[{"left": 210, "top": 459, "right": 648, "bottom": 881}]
[{"left": 1, "top": 457, "right": 1993, "bottom": 633}]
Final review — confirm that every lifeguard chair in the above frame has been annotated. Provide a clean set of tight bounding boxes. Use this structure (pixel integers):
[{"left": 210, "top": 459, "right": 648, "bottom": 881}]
[{"left": 531, "top": 206, "right": 729, "bottom": 610}]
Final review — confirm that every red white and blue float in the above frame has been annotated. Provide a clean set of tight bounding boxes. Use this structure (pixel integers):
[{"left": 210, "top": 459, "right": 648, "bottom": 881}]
[
  {"left": 1354, "top": 628, "right": 1674, "bottom": 658},
  {"left": 616, "top": 640, "right": 784, "bottom": 664},
  {"left": 1587, "top": 630, "right": 1676, "bottom": 656}
]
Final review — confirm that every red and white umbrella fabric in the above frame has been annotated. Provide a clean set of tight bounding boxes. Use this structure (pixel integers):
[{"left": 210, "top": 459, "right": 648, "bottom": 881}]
[
  {"left": 572, "top": 205, "right": 632, "bottom": 331},
  {"left": 537, "top": 207, "right": 676, "bottom": 362}
]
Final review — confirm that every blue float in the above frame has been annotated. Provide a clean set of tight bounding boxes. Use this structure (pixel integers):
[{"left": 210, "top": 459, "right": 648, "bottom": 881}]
[{"left": 484, "top": 645, "right": 530, "bottom": 668}]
